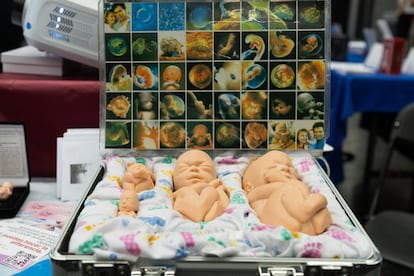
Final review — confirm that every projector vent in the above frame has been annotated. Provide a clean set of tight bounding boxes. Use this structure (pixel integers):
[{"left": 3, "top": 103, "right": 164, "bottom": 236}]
[
  {"left": 45, "top": 4, "right": 97, "bottom": 49},
  {"left": 48, "top": 30, "right": 69, "bottom": 42},
  {"left": 47, "top": 21, "right": 73, "bottom": 33},
  {"left": 50, "top": 14, "right": 73, "bottom": 27},
  {"left": 53, "top": 6, "right": 76, "bottom": 17}
]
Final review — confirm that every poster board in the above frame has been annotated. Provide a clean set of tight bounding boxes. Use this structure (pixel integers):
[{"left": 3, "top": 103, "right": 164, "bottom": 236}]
[{"left": 100, "top": 0, "right": 330, "bottom": 153}]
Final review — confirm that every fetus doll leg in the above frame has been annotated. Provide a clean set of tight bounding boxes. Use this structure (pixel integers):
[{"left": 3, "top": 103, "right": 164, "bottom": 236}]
[
  {"left": 281, "top": 186, "right": 328, "bottom": 223},
  {"left": 310, "top": 208, "right": 332, "bottom": 234},
  {"left": 204, "top": 186, "right": 229, "bottom": 221}
]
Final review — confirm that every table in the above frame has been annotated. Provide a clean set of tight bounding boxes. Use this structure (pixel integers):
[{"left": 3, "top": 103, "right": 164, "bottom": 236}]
[
  {"left": 0, "top": 69, "right": 100, "bottom": 177},
  {"left": 326, "top": 69, "right": 414, "bottom": 184}
]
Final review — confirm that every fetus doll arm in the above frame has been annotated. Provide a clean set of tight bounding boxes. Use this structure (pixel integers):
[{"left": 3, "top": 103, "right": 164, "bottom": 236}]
[{"left": 174, "top": 185, "right": 222, "bottom": 222}]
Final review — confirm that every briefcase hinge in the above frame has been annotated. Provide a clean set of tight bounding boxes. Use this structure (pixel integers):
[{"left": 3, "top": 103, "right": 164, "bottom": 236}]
[
  {"left": 131, "top": 266, "right": 176, "bottom": 276},
  {"left": 258, "top": 265, "right": 304, "bottom": 276}
]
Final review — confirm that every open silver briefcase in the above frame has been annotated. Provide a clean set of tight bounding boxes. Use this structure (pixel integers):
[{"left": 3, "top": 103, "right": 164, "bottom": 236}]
[{"left": 50, "top": 0, "right": 382, "bottom": 275}]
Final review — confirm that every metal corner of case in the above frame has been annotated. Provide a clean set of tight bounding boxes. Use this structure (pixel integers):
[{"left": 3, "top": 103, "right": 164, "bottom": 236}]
[
  {"left": 130, "top": 265, "right": 176, "bottom": 276},
  {"left": 49, "top": 247, "right": 63, "bottom": 261},
  {"left": 366, "top": 251, "right": 383, "bottom": 267},
  {"left": 258, "top": 265, "right": 304, "bottom": 276}
]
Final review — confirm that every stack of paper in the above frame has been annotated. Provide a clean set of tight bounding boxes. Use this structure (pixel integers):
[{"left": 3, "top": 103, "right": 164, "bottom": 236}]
[
  {"left": 56, "top": 128, "right": 101, "bottom": 200},
  {"left": 0, "top": 45, "right": 77, "bottom": 76}
]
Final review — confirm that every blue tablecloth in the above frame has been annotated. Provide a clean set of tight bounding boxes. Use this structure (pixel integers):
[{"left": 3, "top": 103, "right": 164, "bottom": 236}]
[{"left": 326, "top": 70, "right": 414, "bottom": 184}]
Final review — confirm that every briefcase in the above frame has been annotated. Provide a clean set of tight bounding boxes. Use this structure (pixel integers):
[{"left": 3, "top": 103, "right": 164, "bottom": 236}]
[{"left": 50, "top": 0, "right": 382, "bottom": 275}]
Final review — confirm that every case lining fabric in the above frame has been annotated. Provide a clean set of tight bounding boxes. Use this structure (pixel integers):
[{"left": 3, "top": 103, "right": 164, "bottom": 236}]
[{"left": 68, "top": 151, "right": 373, "bottom": 261}]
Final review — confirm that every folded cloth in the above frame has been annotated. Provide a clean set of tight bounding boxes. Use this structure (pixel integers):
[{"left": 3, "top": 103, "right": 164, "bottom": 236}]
[{"left": 214, "top": 155, "right": 249, "bottom": 192}]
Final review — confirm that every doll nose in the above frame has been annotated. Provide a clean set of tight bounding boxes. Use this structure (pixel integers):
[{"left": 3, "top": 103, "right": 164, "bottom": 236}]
[{"left": 190, "top": 166, "right": 199, "bottom": 172}]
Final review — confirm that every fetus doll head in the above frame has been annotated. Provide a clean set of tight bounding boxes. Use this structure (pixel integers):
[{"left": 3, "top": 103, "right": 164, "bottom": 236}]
[
  {"left": 123, "top": 163, "right": 155, "bottom": 193},
  {"left": 118, "top": 190, "right": 139, "bottom": 215},
  {"left": 242, "top": 151, "right": 299, "bottom": 193},
  {"left": 173, "top": 149, "right": 216, "bottom": 190},
  {"left": 0, "top": 181, "right": 13, "bottom": 200}
]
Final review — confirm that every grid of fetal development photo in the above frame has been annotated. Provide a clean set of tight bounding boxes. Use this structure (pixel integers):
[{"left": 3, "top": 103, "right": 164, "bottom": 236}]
[{"left": 103, "top": 0, "right": 327, "bottom": 151}]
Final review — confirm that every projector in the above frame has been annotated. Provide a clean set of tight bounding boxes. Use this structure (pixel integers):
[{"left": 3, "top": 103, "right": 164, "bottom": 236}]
[{"left": 17, "top": 0, "right": 99, "bottom": 67}]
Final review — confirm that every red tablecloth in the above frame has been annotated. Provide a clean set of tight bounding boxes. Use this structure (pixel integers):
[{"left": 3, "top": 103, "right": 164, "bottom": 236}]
[{"left": 0, "top": 70, "right": 100, "bottom": 177}]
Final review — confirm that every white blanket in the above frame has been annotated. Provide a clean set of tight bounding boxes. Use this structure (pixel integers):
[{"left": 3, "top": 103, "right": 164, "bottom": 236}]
[{"left": 68, "top": 152, "right": 374, "bottom": 262}]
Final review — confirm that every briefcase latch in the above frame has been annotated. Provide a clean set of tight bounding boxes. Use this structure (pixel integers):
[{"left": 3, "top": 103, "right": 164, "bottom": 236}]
[
  {"left": 258, "top": 265, "right": 304, "bottom": 276},
  {"left": 131, "top": 266, "right": 176, "bottom": 276}
]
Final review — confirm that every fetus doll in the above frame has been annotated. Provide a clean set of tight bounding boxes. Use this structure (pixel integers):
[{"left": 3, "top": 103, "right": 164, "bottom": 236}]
[
  {"left": 0, "top": 181, "right": 13, "bottom": 200},
  {"left": 242, "top": 151, "right": 332, "bottom": 235},
  {"left": 117, "top": 190, "right": 139, "bottom": 218},
  {"left": 122, "top": 163, "right": 155, "bottom": 193},
  {"left": 173, "top": 149, "right": 230, "bottom": 222}
]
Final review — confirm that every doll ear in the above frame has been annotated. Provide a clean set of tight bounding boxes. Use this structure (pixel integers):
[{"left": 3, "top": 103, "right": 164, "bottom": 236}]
[{"left": 244, "top": 181, "right": 253, "bottom": 193}]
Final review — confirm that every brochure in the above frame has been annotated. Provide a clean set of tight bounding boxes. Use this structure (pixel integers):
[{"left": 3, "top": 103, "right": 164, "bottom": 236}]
[
  {"left": 0, "top": 201, "right": 74, "bottom": 271},
  {"left": 56, "top": 128, "right": 101, "bottom": 200}
]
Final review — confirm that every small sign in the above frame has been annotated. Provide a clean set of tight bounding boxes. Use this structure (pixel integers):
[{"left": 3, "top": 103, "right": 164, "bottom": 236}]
[{"left": 0, "top": 123, "right": 30, "bottom": 218}]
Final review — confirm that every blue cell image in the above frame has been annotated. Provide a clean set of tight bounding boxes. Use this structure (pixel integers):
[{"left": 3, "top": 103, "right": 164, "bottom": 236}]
[
  {"left": 187, "top": 3, "right": 212, "bottom": 30},
  {"left": 132, "top": 3, "right": 157, "bottom": 31},
  {"left": 159, "top": 2, "right": 185, "bottom": 31}
]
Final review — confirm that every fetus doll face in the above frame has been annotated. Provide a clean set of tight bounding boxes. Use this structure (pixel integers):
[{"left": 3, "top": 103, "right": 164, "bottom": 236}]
[
  {"left": 119, "top": 190, "right": 138, "bottom": 213},
  {"left": 243, "top": 151, "right": 298, "bottom": 193},
  {"left": 173, "top": 149, "right": 216, "bottom": 190},
  {"left": 124, "top": 163, "right": 155, "bottom": 192}
]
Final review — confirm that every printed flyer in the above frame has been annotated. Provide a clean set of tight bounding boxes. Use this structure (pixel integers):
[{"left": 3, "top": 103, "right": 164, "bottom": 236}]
[{"left": 0, "top": 202, "right": 74, "bottom": 271}]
